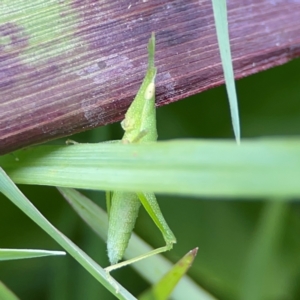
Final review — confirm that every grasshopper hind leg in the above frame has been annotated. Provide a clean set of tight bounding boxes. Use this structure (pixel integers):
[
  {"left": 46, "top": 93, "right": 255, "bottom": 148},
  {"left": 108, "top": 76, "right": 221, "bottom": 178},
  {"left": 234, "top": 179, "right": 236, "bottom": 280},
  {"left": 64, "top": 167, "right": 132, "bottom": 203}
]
[{"left": 105, "top": 192, "right": 176, "bottom": 273}]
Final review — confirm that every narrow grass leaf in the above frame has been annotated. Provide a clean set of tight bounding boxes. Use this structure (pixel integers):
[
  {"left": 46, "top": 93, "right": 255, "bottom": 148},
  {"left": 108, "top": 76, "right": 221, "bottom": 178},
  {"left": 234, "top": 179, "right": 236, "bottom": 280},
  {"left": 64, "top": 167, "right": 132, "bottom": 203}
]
[
  {"left": 57, "top": 187, "right": 109, "bottom": 240},
  {"left": 0, "top": 281, "right": 19, "bottom": 300},
  {"left": 0, "top": 249, "right": 65, "bottom": 261},
  {"left": 0, "top": 168, "right": 136, "bottom": 300},
  {"left": 139, "top": 248, "right": 204, "bottom": 300},
  {"left": 212, "top": 0, "right": 240, "bottom": 142}
]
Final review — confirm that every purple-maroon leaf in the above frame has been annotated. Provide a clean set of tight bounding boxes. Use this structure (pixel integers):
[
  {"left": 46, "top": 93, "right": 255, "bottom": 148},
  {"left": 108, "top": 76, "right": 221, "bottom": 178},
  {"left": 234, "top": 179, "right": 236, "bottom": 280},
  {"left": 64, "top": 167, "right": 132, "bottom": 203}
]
[{"left": 1, "top": 1, "right": 300, "bottom": 154}]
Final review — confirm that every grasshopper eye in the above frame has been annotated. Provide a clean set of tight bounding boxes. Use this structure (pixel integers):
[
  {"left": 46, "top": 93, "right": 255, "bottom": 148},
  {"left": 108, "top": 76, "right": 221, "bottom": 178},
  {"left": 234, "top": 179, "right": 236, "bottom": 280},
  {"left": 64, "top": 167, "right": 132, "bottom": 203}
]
[{"left": 121, "top": 118, "right": 131, "bottom": 131}]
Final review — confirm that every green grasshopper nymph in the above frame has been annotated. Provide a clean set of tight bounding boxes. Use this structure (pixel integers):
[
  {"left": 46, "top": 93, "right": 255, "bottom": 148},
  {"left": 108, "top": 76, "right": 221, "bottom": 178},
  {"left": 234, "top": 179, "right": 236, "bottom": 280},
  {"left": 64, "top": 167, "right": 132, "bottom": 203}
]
[{"left": 105, "top": 33, "right": 176, "bottom": 273}]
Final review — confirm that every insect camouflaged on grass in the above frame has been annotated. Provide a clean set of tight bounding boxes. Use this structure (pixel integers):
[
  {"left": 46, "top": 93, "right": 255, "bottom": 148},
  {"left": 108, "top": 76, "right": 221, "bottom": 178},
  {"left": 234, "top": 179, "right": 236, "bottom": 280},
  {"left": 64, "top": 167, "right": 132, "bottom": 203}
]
[{"left": 104, "top": 33, "right": 176, "bottom": 274}]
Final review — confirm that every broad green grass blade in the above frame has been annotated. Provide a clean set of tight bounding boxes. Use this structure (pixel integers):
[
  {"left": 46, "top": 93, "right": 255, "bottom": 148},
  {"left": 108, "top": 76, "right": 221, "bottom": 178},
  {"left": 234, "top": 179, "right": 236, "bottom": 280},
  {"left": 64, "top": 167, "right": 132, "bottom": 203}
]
[
  {"left": 240, "top": 201, "right": 287, "bottom": 300},
  {"left": 0, "top": 281, "right": 19, "bottom": 300},
  {"left": 0, "top": 168, "right": 136, "bottom": 300},
  {"left": 58, "top": 188, "right": 216, "bottom": 300},
  {"left": 0, "top": 249, "right": 65, "bottom": 261},
  {"left": 2, "top": 139, "right": 300, "bottom": 197},
  {"left": 212, "top": 0, "right": 240, "bottom": 142},
  {"left": 139, "top": 248, "right": 200, "bottom": 300}
]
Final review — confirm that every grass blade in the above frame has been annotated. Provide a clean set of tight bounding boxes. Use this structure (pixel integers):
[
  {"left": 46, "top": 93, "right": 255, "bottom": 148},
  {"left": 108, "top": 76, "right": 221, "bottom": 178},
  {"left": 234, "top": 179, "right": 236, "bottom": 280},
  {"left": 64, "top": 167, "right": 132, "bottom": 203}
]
[
  {"left": 139, "top": 248, "right": 200, "bottom": 300},
  {"left": 2, "top": 139, "right": 300, "bottom": 198},
  {"left": 0, "top": 168, "right": 136, "bottom": 300},
  {"left": 0, "top": 249, "right": 65, "bottom": 261},
  {"left": 0, "top": 281, "right": 19, "bottom": 300},
  {"left": 212, "top": 0, "right": 240, "bottom": 142}
]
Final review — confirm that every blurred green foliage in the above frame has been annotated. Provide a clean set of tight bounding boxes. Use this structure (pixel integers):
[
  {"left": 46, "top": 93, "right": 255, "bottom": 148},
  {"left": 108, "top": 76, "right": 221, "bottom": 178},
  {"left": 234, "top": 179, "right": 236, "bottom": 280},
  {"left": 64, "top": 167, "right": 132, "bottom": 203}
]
[{"left": 1, "top": 57, "right": 300, "bottom": 300}]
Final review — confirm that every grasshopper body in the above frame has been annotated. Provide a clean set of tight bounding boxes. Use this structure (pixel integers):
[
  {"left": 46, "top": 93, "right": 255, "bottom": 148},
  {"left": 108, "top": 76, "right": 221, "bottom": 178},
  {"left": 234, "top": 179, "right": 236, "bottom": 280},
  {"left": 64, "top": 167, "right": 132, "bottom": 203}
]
[{"left": 105, "top": 33, "right": 176, "bottom": 271}]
